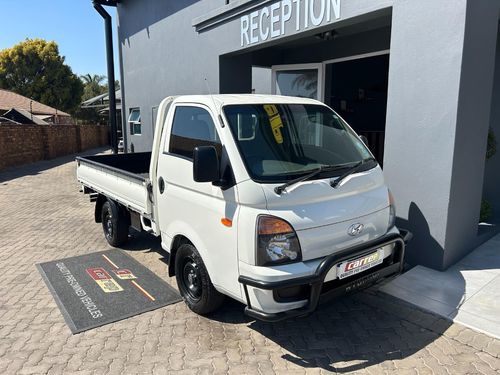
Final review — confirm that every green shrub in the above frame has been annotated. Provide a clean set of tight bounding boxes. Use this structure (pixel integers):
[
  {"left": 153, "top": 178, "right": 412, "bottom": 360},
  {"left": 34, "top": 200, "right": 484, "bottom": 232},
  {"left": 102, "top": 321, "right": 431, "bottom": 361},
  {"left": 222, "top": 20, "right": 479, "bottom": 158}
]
[
  {"left": 480, "top": 129, "right": 496, "bottom": 223},
  {"left": 480, "top": 199, "right": 492, "bottom": 222},
  {"left": 486, "top": 128, "right": 497, "bottom": 160}
]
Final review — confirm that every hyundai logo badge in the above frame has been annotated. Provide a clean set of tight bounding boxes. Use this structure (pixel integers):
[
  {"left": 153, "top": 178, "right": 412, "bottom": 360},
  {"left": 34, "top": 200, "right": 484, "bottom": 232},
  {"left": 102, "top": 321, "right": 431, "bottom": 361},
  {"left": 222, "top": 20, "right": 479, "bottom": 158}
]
[{"left": 347, "top": 223, "right": 364, "bottom": 236}]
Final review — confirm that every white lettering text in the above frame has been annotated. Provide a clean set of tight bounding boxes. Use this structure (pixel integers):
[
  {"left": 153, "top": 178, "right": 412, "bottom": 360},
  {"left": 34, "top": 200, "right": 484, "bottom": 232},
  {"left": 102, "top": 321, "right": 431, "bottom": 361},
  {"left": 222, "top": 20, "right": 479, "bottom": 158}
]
[{"left": 239, "top": 0, "right": 342, "bottom": 46}]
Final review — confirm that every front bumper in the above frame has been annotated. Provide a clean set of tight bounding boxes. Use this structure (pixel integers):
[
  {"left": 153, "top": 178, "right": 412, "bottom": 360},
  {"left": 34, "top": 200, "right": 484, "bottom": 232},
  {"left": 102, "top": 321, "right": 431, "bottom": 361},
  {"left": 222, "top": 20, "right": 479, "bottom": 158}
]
[{"left": 238, "top": 229, "right": 412, "bottom": 322}]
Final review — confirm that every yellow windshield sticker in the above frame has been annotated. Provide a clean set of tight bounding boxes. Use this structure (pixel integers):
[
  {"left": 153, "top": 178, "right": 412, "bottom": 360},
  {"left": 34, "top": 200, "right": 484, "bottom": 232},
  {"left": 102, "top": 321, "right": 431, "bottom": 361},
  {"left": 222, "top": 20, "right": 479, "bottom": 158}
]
[{"left": 263, "top": 104, "right": 284, "bottom": 144}]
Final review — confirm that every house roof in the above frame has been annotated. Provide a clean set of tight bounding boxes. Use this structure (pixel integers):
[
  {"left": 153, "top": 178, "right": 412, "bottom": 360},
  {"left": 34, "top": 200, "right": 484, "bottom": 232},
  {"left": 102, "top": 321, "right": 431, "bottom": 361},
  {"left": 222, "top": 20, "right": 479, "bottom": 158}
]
[
  {"left": 0, "top": 89, "right": 70, "bottom": 116},
  {"left": 81, "top": 89, "right": 121, "bottom": 108},
  {"left": 1, "top": 108, "right": 48, "bottom": 125}
]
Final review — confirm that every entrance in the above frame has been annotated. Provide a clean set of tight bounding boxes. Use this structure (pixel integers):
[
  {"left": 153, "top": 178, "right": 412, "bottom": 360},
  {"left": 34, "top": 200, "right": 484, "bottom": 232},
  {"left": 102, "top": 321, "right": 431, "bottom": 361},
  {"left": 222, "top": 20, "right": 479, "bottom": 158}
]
[
  {"left": 325, "top": 51, "right": 390, "bottom": 164},
  {"left": 270, "top": 52, "right": 389, "bottom": 164}
]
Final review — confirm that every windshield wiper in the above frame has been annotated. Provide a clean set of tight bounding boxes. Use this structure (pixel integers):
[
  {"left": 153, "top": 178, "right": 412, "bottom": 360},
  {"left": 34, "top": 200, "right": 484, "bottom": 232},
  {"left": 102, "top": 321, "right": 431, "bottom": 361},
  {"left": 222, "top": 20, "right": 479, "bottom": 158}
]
[
  {"left": 330, "top": 159, "right": 373, "bottom": 188},
  {"left": 274, "top": 165, "right": 343, "bottom": 195}
]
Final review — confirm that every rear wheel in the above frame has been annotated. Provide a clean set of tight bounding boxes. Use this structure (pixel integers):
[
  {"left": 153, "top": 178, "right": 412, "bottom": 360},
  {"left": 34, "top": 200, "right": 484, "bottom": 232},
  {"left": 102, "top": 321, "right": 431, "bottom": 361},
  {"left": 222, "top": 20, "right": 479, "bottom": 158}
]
[
  {"left": 101, "top": 200, "right": 129, "bottom": 247},
  {"left": 175, "top": 243, "right": 224, "bottom": 314}
]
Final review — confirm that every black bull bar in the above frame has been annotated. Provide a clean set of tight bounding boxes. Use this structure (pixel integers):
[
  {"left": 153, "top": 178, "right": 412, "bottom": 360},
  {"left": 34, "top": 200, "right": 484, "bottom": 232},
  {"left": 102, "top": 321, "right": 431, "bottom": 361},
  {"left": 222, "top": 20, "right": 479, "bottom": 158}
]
[{"left": 238, "top": 229, "right": 412, "bottom": 322}]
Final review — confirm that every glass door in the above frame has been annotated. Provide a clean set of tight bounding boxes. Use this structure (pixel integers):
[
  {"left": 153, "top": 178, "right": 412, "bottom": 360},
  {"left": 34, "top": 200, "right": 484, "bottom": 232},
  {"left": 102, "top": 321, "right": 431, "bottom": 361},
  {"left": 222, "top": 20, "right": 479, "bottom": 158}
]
[{"left": 271, "top": 63, "right": 324, "bottom": 101}]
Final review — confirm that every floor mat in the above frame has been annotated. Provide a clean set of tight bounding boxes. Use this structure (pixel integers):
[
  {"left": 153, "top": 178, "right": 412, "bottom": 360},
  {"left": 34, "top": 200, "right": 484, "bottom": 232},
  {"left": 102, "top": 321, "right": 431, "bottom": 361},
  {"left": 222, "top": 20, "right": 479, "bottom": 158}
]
[{"left": 37, "top": 249, "right": 182, "bottom": 334}]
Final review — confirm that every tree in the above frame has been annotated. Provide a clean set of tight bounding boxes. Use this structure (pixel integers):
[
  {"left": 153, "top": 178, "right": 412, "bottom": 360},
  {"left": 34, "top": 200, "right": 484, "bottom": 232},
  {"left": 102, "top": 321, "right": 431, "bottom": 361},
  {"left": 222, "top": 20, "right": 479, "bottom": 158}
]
[
  {"left": 0, "top": 38, "right": 83, "bottom": 113},
  {"left": 81, "top": 74, "right": 107, "bottom": 101},
  {"left": 75, "top": 75, "right": 120, "bottom": 124}
]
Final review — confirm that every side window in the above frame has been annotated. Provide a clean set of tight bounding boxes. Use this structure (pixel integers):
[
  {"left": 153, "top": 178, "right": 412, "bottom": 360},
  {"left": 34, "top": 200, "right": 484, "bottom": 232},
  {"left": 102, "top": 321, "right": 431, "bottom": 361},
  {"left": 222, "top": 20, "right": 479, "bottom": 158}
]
[
  {"left": 169, "top": 106, "right": 221, "bottom": 159},
  {"left": 128, "top": 108, "right": 141, "bottom": 135}
]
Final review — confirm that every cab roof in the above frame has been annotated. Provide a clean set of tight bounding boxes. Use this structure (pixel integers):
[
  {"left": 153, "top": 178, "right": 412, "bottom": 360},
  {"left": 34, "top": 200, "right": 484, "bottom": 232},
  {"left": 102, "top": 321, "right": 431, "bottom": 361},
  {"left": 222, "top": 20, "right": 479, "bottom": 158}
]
[{"left": 173, "top": 94, "right": 323, "bottom": 108}]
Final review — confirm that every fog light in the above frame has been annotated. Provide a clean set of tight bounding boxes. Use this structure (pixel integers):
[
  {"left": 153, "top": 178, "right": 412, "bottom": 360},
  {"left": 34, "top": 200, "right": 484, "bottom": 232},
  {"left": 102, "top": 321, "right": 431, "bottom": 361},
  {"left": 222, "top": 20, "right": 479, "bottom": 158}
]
[{"left": 380, "top": 242, "right": 396, "bottom": 255}]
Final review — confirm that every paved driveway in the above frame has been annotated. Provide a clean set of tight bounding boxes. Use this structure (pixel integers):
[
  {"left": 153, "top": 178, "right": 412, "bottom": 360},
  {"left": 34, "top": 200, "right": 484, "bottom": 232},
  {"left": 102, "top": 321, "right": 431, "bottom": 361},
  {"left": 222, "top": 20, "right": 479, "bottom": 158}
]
[{"left": 0, "top": 149, "right": 499, "bottom": 374}]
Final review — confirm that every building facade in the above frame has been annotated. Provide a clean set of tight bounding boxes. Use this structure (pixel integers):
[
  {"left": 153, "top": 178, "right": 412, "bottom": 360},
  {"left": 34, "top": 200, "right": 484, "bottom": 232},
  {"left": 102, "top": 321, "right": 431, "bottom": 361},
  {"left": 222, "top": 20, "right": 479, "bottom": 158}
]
[{"left": 112, "top": 0, "right": 500, "bottom": 270}]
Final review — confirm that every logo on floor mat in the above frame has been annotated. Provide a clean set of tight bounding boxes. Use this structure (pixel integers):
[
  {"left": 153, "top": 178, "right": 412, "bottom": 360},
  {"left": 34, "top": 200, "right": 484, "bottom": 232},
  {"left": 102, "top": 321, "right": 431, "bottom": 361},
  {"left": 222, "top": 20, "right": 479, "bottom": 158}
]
[
  {"left": 113, "top": 269, "right": 137, "bottom": 280},
  {"left": 86, "top": 267, "right": 124, "bottom": 293}
]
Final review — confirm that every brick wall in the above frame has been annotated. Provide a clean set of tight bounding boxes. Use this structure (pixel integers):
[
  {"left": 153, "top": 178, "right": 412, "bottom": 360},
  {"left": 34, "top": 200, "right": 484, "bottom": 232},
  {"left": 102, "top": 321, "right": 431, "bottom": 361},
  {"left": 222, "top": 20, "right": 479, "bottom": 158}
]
[{"left": 0, "top": 124, "right": 109, "bottom": 171}]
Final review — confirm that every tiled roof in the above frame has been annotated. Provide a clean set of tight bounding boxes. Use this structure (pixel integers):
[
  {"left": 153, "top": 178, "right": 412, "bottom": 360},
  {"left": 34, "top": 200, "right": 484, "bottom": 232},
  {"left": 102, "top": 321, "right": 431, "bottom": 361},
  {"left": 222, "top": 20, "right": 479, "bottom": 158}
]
[{"left": 0, "top": 89, "right": 70, "bottom": 116}]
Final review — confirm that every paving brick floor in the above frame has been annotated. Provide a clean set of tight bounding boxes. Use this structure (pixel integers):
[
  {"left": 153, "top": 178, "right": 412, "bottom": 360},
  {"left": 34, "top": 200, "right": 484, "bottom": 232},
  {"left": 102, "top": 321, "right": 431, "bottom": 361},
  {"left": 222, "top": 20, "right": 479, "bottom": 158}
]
[{"left": 0, "top": 149, "right": 499, "bottom": 374}]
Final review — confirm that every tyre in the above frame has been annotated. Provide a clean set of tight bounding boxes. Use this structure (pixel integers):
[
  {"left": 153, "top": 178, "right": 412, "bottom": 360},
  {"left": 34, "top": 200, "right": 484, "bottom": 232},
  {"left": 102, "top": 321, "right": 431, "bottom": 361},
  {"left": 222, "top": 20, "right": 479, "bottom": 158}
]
[
  {"left": 175, "top": 243, "right": 224, "bottom": 314},
  {"left": 101, "top": 200, "right": 129, "bottom": 247}
]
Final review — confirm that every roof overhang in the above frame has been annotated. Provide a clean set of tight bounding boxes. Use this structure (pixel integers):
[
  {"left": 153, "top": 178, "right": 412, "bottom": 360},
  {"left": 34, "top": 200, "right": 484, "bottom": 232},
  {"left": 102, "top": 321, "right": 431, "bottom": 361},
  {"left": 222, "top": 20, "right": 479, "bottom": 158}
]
[{"left": 93, "top": 0, "right": 119, "bottom": 7}]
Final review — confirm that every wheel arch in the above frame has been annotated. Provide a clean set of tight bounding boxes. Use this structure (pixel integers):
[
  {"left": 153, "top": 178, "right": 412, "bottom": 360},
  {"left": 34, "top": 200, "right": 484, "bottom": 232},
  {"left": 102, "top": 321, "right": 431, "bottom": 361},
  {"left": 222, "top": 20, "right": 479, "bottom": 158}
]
[
  {"left": 96, "top": 195, "right": 131, "bottom": 225},
  {"left": 167, "top": 228, "right": 214, "bottom": 283},
  {"left": 94, "top": 194, "right": 107, "bottom": 223},
  {"left": 168, "top": 234, "right": 193, "bottom": 277}
]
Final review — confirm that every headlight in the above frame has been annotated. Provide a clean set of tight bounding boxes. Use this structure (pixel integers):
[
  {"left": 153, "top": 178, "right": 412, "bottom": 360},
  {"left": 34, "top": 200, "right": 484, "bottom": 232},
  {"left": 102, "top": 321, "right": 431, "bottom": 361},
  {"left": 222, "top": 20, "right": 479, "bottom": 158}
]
[
  {"left": 256, "top": 215, "right": 302, "bottom": 266},
  {"left": 388, "top": 190, "right": 396, "bottom": 230}
]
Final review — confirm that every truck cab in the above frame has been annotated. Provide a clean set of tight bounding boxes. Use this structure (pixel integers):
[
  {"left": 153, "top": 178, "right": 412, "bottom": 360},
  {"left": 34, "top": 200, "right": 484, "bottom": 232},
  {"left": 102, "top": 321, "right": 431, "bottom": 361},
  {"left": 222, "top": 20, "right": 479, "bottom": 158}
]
[{"left": 77, "top": 94, "right": 411, "bottom": 321}]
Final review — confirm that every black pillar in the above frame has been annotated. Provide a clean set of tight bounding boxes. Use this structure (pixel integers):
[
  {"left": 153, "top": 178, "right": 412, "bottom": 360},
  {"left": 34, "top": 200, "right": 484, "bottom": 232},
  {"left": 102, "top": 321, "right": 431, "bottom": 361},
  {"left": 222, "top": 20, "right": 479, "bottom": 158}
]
[{"left": 93, "top": 1, "right": 118, "bottom": 154}]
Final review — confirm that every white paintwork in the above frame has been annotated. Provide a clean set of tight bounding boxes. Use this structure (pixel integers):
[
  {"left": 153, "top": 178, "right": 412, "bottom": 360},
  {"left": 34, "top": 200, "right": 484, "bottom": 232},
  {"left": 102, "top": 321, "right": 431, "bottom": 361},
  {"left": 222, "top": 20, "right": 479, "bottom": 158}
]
[
  {"left": 77, "top": 161, "right": 150, "bottom": 217},
  {"left": 78, "top": 94, "right": 398, "bottom": 315}
]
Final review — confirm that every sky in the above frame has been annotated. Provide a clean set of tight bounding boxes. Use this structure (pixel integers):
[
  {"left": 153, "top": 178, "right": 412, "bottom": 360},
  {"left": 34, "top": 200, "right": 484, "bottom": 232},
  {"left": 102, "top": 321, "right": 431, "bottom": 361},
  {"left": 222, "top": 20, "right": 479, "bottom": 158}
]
[{"left": 0, "top": 0, "right": 119, "bottom": 80}]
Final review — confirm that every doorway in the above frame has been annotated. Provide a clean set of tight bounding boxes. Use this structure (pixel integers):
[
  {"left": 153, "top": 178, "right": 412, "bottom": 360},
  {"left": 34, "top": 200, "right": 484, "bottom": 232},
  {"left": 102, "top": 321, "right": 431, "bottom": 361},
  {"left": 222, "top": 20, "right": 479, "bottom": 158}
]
[{"left": 325, "top": 51, "right": 390, "bottom": 164}]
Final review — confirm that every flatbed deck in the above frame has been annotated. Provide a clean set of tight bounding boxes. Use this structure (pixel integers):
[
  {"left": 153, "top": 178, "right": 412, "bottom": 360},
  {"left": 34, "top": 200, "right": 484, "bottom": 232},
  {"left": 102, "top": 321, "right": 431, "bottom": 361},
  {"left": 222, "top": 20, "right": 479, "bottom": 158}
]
[{"left": 76, "top": 152, "right": 152, "bottom": 217}]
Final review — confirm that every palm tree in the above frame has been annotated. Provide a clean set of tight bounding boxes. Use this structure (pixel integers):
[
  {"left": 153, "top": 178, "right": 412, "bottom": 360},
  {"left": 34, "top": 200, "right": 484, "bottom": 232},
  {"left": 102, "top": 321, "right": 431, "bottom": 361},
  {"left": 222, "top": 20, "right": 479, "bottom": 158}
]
[
  {"left": 80, "top": 74, "right": 106, "bottom": 85},
  {"left": 292, "top": 72, "right": 318, "bottom": 99},
  {"left": 80, "top": 74, "right": 107, "bottom": 100}
]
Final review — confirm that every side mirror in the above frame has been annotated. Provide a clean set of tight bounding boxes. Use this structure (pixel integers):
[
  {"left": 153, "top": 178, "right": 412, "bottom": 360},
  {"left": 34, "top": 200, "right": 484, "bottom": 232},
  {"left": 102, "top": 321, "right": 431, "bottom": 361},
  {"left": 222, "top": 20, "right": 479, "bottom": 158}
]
[
  {"left": 193, "top": 146, "right": 220, "bottom": 183},
  {"left": 359, "top": 135, "right": 369, "bottom": 148}
]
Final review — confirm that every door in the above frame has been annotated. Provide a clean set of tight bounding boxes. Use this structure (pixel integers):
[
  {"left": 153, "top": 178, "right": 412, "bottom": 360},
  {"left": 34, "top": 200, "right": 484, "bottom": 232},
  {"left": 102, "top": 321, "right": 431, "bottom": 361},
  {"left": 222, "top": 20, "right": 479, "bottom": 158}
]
[
  {"left": 155, "top": 104, "right": 241, "bottom": 299},
  {"left": 272, "top": 63, "right": 324, "bottom": 101},
  {"left": 325, "top": 52, "right": 390, "bottom": 164}
]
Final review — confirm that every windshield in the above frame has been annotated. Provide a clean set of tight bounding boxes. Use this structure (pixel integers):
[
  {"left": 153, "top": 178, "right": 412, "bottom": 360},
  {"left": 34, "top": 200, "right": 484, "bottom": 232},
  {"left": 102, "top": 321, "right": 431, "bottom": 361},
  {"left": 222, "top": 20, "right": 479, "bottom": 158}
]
[{"left": 223, "top": 103, "right": 374, "bottom": 182}]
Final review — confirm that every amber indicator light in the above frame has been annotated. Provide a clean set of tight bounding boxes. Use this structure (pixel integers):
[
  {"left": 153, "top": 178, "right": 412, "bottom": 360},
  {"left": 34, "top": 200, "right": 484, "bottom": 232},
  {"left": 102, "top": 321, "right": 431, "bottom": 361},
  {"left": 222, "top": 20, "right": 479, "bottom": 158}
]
[{"left": 221, "top": 218, "right": 233, "bottom": 227}]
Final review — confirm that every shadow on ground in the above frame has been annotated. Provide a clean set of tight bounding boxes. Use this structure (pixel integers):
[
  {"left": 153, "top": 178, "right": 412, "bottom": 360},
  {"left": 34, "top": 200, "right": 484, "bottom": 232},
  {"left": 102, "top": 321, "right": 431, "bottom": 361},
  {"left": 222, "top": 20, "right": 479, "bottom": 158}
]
[
  {"left": 122, "top": 230, "right": 164, "bottom": 252},
  {"left": 0, "top": 147, "right": 110, "bottom": 183},
  {"left": 213, "top": 291, "right": 451, "bottom": 373},
  {"left": 125, "top": 228, "right": 453, "bottom": 373}
]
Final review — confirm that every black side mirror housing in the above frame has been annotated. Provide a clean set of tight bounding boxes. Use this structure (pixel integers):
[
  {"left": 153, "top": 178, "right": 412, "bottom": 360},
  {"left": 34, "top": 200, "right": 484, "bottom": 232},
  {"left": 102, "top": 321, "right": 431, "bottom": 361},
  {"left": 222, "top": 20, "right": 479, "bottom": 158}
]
[
  {"left": 359, "top": 135, "right": 369, "bottom": 148},
  {"left": 193, "top": 146, "right": 220, "bottom": 183}
]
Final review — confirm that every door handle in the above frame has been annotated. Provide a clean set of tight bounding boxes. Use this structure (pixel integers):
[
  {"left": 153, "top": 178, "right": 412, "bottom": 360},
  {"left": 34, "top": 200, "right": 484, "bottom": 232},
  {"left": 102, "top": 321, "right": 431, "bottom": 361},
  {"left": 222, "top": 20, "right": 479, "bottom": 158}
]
[{"left": 158, "top": 177, "right": 165, "bottom": 194}]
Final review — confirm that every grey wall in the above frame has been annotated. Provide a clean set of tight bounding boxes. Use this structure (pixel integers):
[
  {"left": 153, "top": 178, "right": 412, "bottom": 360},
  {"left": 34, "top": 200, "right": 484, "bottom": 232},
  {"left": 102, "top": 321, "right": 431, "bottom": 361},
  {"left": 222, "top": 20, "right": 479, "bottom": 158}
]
[
  {"left": 117, "top": 0, "right": 500, "bottom": 270},
  {"left": 444, "top": 0, "right": 499, "bottom": 267},
  {"left": 118, "top": 0, "right": 396, "bottom": 151},
  {"left": 384, "top": 0, "right": 499, "bottom": 270},
  {"left": 118, "top": 0, "right": 228, "bottom": 152}
]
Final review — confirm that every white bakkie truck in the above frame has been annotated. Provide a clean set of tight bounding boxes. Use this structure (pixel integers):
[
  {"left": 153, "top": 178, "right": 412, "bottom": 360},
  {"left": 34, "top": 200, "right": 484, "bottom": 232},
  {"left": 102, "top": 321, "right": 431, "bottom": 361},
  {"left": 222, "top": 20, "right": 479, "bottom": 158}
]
[{"left": 76, "top": 95, "right": 411, "bottom": 321}]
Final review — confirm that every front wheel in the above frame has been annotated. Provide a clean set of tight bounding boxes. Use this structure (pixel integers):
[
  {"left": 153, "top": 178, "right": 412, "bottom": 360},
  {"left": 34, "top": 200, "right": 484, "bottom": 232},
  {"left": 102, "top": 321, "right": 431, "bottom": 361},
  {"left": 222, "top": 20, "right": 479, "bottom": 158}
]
[{"left": 175, "top": 243, "right": 224, "bottom": 314}]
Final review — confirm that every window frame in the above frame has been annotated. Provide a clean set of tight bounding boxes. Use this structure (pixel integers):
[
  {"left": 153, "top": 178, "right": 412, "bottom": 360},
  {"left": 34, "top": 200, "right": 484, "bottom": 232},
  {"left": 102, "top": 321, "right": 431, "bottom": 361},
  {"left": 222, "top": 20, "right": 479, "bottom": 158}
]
[
  {"left": 128, "top": 107, "right": 142, "bottom": 136},
  {"left": 165, "top": 103, "right": 222, "bottom": 161}
]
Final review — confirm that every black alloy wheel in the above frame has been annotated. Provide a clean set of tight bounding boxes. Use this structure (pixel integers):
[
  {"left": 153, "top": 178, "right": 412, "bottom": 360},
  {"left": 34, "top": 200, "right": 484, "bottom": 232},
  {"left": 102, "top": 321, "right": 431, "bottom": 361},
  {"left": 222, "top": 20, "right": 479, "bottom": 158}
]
[{"left": 175, "top": 243, "right": 225, "bottom": 314}]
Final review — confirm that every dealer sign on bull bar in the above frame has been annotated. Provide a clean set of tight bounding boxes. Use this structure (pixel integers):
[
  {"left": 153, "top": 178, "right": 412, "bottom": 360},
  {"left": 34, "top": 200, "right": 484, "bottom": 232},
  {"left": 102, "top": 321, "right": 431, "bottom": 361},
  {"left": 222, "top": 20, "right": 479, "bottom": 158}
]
[{"left": 241, "top": 0, "right": 341, "bottom": 47}]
